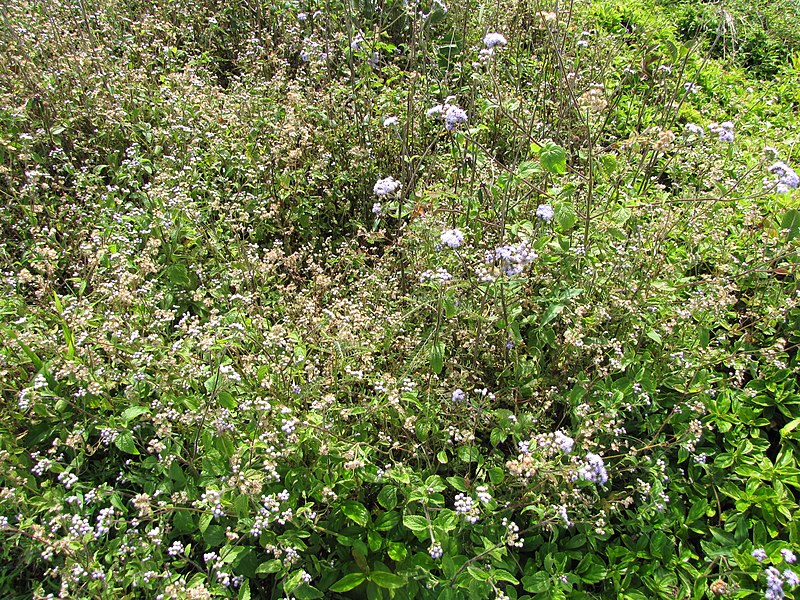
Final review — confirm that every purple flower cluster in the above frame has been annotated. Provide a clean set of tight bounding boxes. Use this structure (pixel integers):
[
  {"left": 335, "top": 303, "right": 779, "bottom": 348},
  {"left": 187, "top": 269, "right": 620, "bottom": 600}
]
[
  {"left": 427, "top": 98, "right": 469, "bottom": 131},
  {"left": 374, "top": 176, "right": 402, "bottom": 196},
  {"left": 483, "top": 32, "right": 507, "bottom": 48},
  {"left": 536, "top": 203, "right": 555, "bottom": 222},
  {"left": 577, "top": 452, "right": 608, "bottom": 485},
  {"left": 440, "top": 228, "right": 464, "bottom": 248},
  {"left": 768, "top": 162, "right": 799, "bottom": 194},
  {"left": 484, "top": 240, "right": 536, "bottom": 277}
]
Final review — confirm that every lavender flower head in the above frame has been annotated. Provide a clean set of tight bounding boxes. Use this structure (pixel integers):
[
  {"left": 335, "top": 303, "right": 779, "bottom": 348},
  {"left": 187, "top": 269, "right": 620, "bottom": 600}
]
[
  {"left": 441, "top": 228, "right": 464, "bottom": 248},
  {"left": 781, "top": 549, "right": 797, "bottom": 564},
  {"left": 372, "top": 202, "right": 382, "bottom": 216},
  {"left": 785, "top": 569, "right": 800, "bottom": 587},
  {"left": 753, "top": 548, "right": 768, "bottom": 562},
  {"left": 483, "top": 32, "right": 507, "bottom": 48},
  {"left": 484, "top": 240, "right": 537, "bottom": 278},
  {"left": 554, "top": 431, "right": 574, "bottom": 453},
  {"left": 536, "top": 203, "right": 555, "bottom": 222},
  {"left": 452, "top": 389, "right": 466, "bottom": 402},
  {"left": 577, "top": 452, "right": 608, "bottom": 485},
  {"left": 444, "top": 105, "right": 468, "bottom": 131},
  {"left": 718, "top": 121, "right": 734, "bottom": 143},
  {"left": 383, "top": 116, "right": 399, "bottom": 127},
  {"left": 765, "top": 566, "right": 785, "bottom": 600},
  {"left": 374, "top": 176, "right": 401, "bottom": 196},
  {"left": 684, "top": 123, "right": 704, "bottom": 137},
  {"left": 768, "top": 161, "right": 800, "bottom": 194}
]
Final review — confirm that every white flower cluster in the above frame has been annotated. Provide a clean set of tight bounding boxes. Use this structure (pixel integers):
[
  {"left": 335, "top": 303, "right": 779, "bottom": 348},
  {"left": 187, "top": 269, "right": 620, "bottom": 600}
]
[
  {"left": 440, "top": 228, "right": 464, "bottom": 248},
  {"left": 373, "top": 176, "right": 402, "bottom": 196},
  {"left": 427, "top": 97, "right": 469, "bottom": 131}
]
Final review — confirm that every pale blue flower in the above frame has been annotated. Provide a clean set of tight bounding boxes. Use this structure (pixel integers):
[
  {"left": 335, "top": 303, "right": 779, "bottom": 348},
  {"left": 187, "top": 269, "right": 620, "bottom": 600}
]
[
  {"left": 441, "top": 228, "right": 464, "bottom": 248},
  {"left": 483, "top": 32, "right": 507, "bottom": 48},
  {"left": 536, "top": 204, "right": 554, "bottom": 222},
  {"left": 374, "top": 176, "right": 401, "bottom": 196}
]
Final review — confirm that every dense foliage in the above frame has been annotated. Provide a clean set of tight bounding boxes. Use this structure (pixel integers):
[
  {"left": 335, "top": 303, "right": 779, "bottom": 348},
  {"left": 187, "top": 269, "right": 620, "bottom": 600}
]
[{"left": 1, "top": 0, "right": 799, "bottom": 598}]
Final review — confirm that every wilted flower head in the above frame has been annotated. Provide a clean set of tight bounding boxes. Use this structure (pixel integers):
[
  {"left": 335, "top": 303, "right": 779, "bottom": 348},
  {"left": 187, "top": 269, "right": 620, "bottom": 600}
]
[
  {"left": 536, "top": 204, "right": 554, "bottom": 222},
  {"left": 483, "top": 32, "right": 507, "bottom": 48},
  {"left": 441, "top": 228, "right": 464, "bottom": 248},
  {"left": 374, "top": 176, "right": 401, "bottom": 196}
]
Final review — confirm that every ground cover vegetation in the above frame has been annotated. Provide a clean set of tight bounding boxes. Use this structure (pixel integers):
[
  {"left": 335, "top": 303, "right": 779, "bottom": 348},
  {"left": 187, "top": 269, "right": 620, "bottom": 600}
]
[{"left": 1, "top": 0, "right": 799, "bottom": 597}]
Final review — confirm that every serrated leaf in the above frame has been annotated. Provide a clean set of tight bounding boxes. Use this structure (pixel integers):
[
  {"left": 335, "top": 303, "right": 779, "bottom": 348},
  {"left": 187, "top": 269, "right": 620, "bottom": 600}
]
[
  {"left": 377, "top": 486, "right": 397, "bottom": 511},
  {"left": 494, "top": 569, "right": 519, "bottom": 584},
  {"left": 467, "top": 566, "right": 490, "bottom": 581},
  {"left": 402, "top": 514, "right": 429, "bottom": 532},
  {"left": 540, "top": 141, "right": 567, "bottom": 175},
  {"left": 369, "top": 571, "right": 406, "bottom": 589},
  {"left": 387, "top": 542, "right": 407, "bottom": 561},
  {"left": 340, "top": 501, "right": 370, "bottom": 527},
  {"left": 284, "top": 570, "right": 305, "bottom": 593},
  {"left": 121, "top": 405, "right": 149, "bottom": 424},
  {"left": 256, "top": 559, "right": 283, "bottom": 574},
  {"left": 522, "top": 571, "right": 549, "bottom": 593},
  {"left": 446, "top": 476, "right": 469, "bottom": 492},
  {"left": 329, "top": 573, "right": 366, "bottom": 593},
  {"left": 218, "top": 391, "right": 237, "bottom": 409},
  {"left": 166, "top": 263, "right": 192, "bottom": 287},
  {"left": 114, "top": 431, "right": 139, "bottom": 455}
]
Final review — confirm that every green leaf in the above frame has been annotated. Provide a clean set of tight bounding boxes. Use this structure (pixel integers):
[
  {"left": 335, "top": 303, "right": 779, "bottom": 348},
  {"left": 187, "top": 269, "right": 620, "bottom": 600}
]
[
  {"left": 341, "top": 501, "right": 370, "bottom": 527},
  {"left": 601, "top": 154, "right": 618, "bottom": 175},
  {"left": 284, "top": 570, "right": 305, "bottom": 593},
  {"left": 173, "top": 510, "right": 194, "bottom": 533},
  {"left": 203, "top": 524, "right": 225, "bottom": 546},
  {"left": 387, "top": 542, "right": 407, "bottom": 561},
  {"left": 374, "top": 511, "right": 400, "bottom": 531},
  {"left": 540, "top": 141, "right": 567, "bottom": 175},
  {"left": 377, "top": 486, "right": 397, "bottom": 511},
  {"left": 369, "top": 571, "right": 406, "bottom": 589},
  {"left": 121, "top": 405, "right": 150, "bottom": 424},
  {"left": 402, "top": 515, "right": 429, "bottom": 532},
  {"left": 166, "top": 263, "right": 192, "bottom": 287},
  {"left": 256, "top": 560, "right": 283, "bottom": 574},
  {"left": 541, "top": 303, "right": 565, "bottom": 326},
  {"left": 114, "top": 432, "right": 139, "bottom": 455},
  {"left": 646, "top": 330, "right": 663, "bottom": 344},
  {"left": 446, "top": 476, "right": 469, "bottom": 492},
  {"left": 294, "top": 585, "right": 323, "bottom": 599},
  {"left": 522, "top": 572, "right": 550, "bottom": 593},
  {"left": 218, "top": 392, "right": 237, "bottom": 409},
  {"left": 430, "top": 341, "right": 444, "bottom": 374},
  {"left": 494, "top": 569, "right": 519, "bottom": 584},
  {"left": 238, "top": 579, "right": 251, "bottom": 600},
  {"left": 467, "top": 566, "right": 490, "bottom": 581},
  {"left": 329, "top": 573, "right": 366, "bottom": 593}
]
